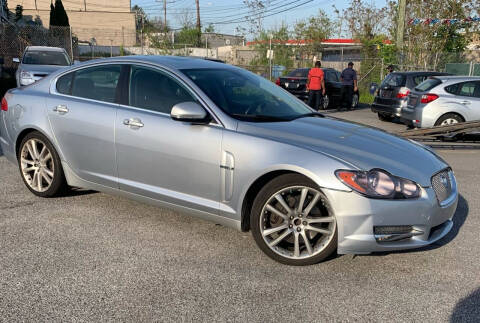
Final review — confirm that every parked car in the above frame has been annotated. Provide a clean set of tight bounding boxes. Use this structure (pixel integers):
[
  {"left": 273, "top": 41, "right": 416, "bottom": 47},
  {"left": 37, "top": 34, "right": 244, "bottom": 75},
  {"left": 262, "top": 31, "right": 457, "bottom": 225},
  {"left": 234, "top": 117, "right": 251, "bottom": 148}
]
[
  {"left": 276, "top": 68, "right": 359, "bottom": 110},
  {"left": 14, "top": 46, "right": 72, "bottom": 87},
  {"left": 0, "top": 56, "right": 457, "bottom": 266},
  {"left": 371, "top": 71, "right": 450, "bottom": 121},
  {"left": 402, "top": 76, "right": 480, "bottom": 128}
]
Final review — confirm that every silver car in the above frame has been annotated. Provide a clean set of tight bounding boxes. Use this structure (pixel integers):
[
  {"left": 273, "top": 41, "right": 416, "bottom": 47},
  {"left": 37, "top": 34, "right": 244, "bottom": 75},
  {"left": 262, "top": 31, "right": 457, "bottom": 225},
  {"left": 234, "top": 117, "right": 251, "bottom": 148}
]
[
  {"left": 402, "top": 76, "right": 480, "bottom": 128},
  {"left": 14, "top": 46, "right": 72, "bottom": 87},
  {"left": 0, "top": 56, "right": 458, "bottom": 265}
]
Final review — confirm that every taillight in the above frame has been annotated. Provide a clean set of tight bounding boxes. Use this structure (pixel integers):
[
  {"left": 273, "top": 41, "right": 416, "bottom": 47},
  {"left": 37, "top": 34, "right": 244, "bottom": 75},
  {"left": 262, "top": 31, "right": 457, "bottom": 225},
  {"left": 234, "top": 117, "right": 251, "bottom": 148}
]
[
  {"left": 275, "top": 78, "right": 280, "bottom": 86},
  {"left": 396, "top": 87, "right": 410, "bottom": 99},
  {"left": 1, "top": 97, "right": 7, "bottom": 111},
  {"left": 420, "top": 93, "right": 439, "bottom": 103}
]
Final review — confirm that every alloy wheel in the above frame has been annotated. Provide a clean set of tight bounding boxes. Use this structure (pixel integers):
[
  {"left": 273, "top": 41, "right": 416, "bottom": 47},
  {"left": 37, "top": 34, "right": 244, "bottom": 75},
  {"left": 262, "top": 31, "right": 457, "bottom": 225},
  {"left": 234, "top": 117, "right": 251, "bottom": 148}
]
[
  {"left": 440, "top": 118, "right": 459, "bottom": 126},
  {"left": 20, "top": 138, "right": 55, "bottom": 193},
  {"left": 259, "top": 186, "right": 336, "bottom": 260}
]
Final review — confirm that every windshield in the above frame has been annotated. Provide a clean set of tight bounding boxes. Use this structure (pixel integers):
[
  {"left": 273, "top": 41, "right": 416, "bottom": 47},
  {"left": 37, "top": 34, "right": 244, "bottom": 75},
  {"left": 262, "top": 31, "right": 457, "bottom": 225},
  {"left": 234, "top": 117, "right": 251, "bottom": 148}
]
[
  {"left": 287, "top": 69, "right": 309, "bottom": 77},
  {"left": 22, "top": 51, "right": 71, "bottom": 66},
  {"left": 380, "top": 73, "right": 406, "bottom": 88},
  {"left": 415, "top": 78, "right": 442, "bottom": 92},
  {"left": 181, "top": 68, "right": 314, "bottom": 122}
]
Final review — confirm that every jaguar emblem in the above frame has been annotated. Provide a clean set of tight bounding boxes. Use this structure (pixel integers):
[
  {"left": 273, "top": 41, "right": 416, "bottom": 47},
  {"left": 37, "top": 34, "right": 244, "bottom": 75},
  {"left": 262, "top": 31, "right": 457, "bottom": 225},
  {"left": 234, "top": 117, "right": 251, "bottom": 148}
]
[{"left": 439, "top": 174, "right": 449, "bottom": 188}]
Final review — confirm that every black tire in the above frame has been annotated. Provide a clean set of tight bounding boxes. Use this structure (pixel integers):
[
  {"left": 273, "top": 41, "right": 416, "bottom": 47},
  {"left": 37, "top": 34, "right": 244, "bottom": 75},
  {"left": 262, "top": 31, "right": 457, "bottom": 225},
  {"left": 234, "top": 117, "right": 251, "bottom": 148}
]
[
  {"left": 250, "top": 174, "right": 337, "bottom": 266},
  {"left": 434, "top": 113, "right": 464, "bottom": 127},
  {"left": 378, "top": 113, "right": 393, "bottom": 122},
  {"left": 17, "top": 131, "right": 67, "bottom": 197}
]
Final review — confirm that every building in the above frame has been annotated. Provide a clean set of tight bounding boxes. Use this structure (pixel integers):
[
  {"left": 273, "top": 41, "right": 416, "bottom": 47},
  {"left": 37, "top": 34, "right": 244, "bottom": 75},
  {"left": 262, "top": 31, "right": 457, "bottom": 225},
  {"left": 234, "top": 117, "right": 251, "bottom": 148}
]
[{"left": 8, "top": 0, "right": 136, "bottom": 46}]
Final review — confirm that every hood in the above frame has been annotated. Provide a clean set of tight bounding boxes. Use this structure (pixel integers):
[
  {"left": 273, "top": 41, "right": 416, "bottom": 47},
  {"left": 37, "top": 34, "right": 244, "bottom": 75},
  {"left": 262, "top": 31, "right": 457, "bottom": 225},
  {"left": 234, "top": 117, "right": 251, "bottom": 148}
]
[
  {"left": 237, "top": 116, "right": 447, "bottom": 187},
  {"left": 19, "top": 64, "right": 69, "bottom": 75}
]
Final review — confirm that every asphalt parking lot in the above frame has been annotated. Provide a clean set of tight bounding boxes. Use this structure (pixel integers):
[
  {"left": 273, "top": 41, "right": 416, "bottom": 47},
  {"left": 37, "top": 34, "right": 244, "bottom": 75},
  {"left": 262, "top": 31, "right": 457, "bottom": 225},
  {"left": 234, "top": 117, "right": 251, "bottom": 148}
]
[{"left": 1, "top": 106, "right": 479, "bottom": 322}]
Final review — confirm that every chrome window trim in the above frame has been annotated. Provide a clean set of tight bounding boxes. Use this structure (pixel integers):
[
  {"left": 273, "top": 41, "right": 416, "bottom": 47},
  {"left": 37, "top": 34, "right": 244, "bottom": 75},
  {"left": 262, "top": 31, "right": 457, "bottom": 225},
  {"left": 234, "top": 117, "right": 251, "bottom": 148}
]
[{"left": 49, "top": 60, "right": 225, "bottom": 127}]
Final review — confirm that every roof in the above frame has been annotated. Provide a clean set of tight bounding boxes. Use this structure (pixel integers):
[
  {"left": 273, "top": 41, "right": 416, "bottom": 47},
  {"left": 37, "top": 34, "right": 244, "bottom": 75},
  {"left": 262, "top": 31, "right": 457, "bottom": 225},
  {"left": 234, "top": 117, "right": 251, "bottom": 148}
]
[
  {"left": 246, "top": 38, "right": 392, "bottom": 46},
  {"left": 26, "top": 46, "right": 67, "bottom": 52},
  {"left": 78, "top": 55, "right": 231, "bottom": 70},
  {"left": 391, "top": 71, "right": 451, "bottom": 76},
  {"left": 433, "top": 75, "right": 480, "bottom": 81}
]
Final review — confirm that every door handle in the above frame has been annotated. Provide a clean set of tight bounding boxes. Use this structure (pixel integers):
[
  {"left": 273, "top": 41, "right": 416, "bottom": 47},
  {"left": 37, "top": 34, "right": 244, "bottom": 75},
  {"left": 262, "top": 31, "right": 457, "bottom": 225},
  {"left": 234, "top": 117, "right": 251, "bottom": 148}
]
[
  {"left": 53, "top": 105, "right": 69, "bottom": 114},
  {"left": 123, "top": 118, "right": 144, "bottom": 128},
  {"left": 460, "top": 101, "right": 470, "bottom": 105}
]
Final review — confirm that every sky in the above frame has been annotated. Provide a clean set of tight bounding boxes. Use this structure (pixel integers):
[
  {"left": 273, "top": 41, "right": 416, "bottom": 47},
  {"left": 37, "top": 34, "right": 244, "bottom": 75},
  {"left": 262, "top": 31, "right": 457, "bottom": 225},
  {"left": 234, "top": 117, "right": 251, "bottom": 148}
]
[{"left": 131, "top": 0, "right": 387, "bottom": 38}]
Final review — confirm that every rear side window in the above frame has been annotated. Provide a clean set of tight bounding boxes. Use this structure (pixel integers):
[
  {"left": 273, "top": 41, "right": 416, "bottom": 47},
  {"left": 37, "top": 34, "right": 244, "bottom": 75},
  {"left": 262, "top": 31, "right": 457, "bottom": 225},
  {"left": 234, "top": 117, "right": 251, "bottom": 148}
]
[
  {"left": 458, "top": 82, "right": 476, "bottom": 97},
  {"left": 325, "top": 70, "right": 338, "bottom": 82},
  {"left": 56, "top": 72, "right": 73, "bottom": 94},
  {"left": 415, "top": 78, "right": 441, "bottom": 92},
  {"left": 413, "top": 75, "right": 428, "bottom": 86},
  {"left": 71, "top": 65, "right": 122, "bottom": 103},
  {"left": 129, "top": 65, "right": 196, "bottom": 114},
  {"left": 287, "top": 69, "right": 309, "bottom": 77},
  {"left": 381, "top": 73, "right": 406, "bottom": 88}
]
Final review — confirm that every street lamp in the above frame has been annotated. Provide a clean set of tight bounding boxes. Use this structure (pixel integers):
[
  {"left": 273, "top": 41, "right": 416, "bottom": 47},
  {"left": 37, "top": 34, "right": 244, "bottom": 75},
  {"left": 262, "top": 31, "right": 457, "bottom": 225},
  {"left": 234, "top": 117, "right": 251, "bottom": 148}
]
[{"left": 268, "top": 33, "right": 273, "bottom": 81}]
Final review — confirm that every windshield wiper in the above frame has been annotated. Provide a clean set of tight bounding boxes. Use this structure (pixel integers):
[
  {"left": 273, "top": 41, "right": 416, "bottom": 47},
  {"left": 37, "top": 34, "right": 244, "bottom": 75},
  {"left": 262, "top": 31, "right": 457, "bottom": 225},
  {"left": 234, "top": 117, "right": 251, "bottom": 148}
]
[
  {"left": 291, "top": 112, "right": 325, "bottom": 120},
  {"left": 231, "top": 114, "right": 292, "bottom": 122}
]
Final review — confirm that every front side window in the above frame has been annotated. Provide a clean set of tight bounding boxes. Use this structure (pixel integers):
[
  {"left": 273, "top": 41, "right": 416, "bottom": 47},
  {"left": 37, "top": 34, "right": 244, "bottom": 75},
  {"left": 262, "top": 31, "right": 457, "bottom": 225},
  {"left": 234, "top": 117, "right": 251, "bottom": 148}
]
[
  {"left": 181, "top": 67, "right": 313, "bottom": 122},
  {"left": 71, "top": 64, "right": 122, "bottom": 103},
  {"left": 23, "top": 51, "right": 70, "bottom": 66},
  {"left": 129, "top": 65, "right": 196, "bottom": 114}
]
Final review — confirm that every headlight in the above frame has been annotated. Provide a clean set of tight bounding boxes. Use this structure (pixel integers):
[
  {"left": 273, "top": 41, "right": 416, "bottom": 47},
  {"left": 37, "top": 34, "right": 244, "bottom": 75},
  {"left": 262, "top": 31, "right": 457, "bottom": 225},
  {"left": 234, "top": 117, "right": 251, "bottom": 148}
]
[
  {"left": 335, "top": 169, "right": 420, "bottom": 199},
  {"left": 19, "top": 70, "right": 35, "bottom": 86}
]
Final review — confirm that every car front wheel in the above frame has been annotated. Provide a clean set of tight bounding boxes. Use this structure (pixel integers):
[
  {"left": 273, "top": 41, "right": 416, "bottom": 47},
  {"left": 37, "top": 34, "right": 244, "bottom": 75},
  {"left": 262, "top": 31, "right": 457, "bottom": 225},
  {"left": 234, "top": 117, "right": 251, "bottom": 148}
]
[
  {"left": 251, "top": 174, "right": 337, "bottom": 266},
  {"left": 18, "top": 131, "right": 67, "bottom": 197}
]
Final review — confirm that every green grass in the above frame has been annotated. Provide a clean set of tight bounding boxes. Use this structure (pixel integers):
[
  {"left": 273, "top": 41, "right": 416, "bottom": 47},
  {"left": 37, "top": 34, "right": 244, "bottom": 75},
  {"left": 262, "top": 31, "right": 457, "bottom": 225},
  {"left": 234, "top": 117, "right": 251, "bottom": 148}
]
[{"left": 359, "top": 92, "right": 374, "bottom": 105}]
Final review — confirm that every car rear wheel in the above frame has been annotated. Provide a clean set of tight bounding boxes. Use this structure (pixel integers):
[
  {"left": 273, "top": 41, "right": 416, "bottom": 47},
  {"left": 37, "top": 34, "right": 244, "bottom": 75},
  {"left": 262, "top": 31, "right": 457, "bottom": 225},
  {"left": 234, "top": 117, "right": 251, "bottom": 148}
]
[
  {"left": 251, "top": 174, "right": 337, "bottom": 266},
  {"left": 435, "top": 113, "right": 464, "bottom": 127},
  {"left": 378, "top": 113, "right": 393, "bottom": 122},
  {"left": 18, "top": 132, "right": 67, "bottom": 197}
]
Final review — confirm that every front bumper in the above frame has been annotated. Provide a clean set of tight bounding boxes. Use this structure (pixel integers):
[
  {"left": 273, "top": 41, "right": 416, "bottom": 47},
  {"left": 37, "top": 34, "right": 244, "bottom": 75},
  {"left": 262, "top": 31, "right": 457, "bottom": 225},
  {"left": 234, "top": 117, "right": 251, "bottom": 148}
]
[{"left": 322, "top": 184, "right": 458, "bottom": 254}]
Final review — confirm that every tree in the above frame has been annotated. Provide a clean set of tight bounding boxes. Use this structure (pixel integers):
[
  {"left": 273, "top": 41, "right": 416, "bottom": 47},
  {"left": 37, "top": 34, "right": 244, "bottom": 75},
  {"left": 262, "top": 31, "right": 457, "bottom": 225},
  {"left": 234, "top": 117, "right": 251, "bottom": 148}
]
[
  {"left": 49, "top": 3, "right": 56, "bottom": 26},
  {"left": 242, "top": 0, "right": 271, "bottom": 35},
  {"left": 293, "top": 10, "right": 334, "bottom": 65},
  {"left": 250, "top": 24, "right": 295, "bottom": 71},
  {"left": 14, "top": 4, "right": 22, "bottom": 22},
  {"left": 50, "top": 0, "right": 69, "bottom": 27},
  {"left": 204, "top": 23, "right": 215, "bottom": 33}
]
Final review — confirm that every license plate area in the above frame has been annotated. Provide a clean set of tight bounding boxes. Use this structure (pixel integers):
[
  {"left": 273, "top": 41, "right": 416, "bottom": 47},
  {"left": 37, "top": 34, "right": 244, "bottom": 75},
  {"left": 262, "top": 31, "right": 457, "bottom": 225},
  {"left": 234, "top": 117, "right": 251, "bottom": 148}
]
[{"left": 381, "top": 89, "right": 393, "bottom": 98}]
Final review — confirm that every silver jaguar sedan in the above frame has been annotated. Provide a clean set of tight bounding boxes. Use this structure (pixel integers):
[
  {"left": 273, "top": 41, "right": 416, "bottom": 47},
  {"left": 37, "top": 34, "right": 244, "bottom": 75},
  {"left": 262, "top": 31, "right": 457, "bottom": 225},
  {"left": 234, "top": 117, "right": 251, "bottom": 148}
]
[{"left": 0, "top": 56, "right": 458, "bottom": 265}]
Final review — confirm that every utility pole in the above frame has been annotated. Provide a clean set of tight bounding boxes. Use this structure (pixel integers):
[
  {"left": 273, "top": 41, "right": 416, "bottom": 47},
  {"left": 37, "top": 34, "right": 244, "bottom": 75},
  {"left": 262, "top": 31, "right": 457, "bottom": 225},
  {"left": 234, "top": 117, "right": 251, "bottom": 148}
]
[
  {"left": 84, "top": 0, "right": 87, "bottom": 11},
  {"left": 163, "top": 0, "right": 167, "bottom": 31},
  {"left": 396, "top": 0, "right": 406, "bottom": 52},
  {"left": 195, "top": 0, "right": 201, "bottom": 46}
]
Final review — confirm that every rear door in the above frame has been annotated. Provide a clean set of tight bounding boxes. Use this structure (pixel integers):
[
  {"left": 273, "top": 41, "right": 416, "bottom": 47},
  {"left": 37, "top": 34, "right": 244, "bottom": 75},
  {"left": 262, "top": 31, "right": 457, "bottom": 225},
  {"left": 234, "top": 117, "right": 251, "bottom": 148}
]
[
  {"left": 324, "top": 70, "right": 342, "bottom": 100},
  {"left": 454, "top": 81, "right": 480, "bottom": 121},
  {"left": 47, "top": 63, "right": 124, "bottom": 188}
]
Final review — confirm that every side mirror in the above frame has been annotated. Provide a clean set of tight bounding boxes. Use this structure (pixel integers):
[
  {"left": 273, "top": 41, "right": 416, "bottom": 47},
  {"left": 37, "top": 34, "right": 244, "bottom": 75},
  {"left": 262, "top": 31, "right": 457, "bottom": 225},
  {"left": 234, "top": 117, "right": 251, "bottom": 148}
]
[
  {"left": 13, "top": 58, "right": 20, "bottom": 63},
  {"left": 171, "top": 102, "right": 209, "bottom": 124},
  {"left": 369, "top": 82, "right": 378, "bottom": 95}
]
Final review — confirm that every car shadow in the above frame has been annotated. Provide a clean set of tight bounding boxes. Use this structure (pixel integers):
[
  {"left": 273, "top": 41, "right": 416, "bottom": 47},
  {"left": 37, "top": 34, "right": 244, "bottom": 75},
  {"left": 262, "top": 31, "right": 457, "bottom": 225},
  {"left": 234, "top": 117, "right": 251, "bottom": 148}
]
[
  {"left": 366, "top": 194, "right": 469, "bottom": 256},
  {"left": 0, "top": 144, "right": 3, "bottom": 157},
  {"left": 60, "top": 187, "right": 98, "bottom": 198},
  {"left": 450, "top": 288, "right": 480, "bottom": 322}
]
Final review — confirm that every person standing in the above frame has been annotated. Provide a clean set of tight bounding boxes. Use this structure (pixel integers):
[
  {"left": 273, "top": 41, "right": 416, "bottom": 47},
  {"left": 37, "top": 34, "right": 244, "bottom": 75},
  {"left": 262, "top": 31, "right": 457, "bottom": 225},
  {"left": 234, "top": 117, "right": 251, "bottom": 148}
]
[
  {"left": 340, "top": 62, "right": 358, "bottom": 110},
  {"left": 306, "top": 61, "right": 326, "bottom": 110},
  {"left": 386, "top": 64, "right": 395, "bottom": 74}
]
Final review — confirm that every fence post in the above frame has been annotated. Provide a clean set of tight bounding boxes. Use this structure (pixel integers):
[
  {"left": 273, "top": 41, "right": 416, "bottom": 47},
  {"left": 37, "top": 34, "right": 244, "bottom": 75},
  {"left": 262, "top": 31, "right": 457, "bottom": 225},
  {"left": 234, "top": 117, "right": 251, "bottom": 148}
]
[
  {"left": 69, "top": 26, "right": 74, "bottom": 60},
  {"left": 469, "top": 61, "right": 474, "bottom": 76},
  {"left": 381, "top": 57, "right": 384, "bottom": 80}
]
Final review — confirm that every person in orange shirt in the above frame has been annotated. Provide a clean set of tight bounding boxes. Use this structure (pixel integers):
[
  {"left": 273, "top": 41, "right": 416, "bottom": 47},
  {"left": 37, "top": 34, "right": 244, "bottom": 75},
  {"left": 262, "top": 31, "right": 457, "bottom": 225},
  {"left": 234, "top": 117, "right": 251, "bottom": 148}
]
[{"left": 306, "top": 61, "right": 326, "bottom": 110}]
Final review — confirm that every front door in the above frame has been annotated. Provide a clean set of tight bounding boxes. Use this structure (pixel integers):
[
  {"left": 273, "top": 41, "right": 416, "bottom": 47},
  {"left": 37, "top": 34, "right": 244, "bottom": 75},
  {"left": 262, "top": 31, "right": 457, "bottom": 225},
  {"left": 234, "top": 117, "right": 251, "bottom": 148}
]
[
  {"left": 115, "top": 64, "right": 222, "bottom": 214},
  {"left": 47, "top": 64, "right": 123, "bottom": 188}
]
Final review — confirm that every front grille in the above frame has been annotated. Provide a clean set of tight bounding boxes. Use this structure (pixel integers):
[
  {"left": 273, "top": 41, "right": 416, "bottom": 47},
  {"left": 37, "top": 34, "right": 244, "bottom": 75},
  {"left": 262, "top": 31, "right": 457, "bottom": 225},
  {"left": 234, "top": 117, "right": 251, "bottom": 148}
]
[
  {"left": 374, "top": 225, "right": 413, "bottom": 235},
  {"left": 431, "top": 169, "right": 453, "bottom": 204}
]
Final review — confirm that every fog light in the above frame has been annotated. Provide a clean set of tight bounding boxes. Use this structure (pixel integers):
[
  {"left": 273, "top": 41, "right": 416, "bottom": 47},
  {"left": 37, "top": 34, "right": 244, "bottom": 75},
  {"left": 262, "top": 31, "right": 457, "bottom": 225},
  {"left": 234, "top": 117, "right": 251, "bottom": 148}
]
[{"left": 374, "top": 225, "right": 424, "bottom": 242}]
